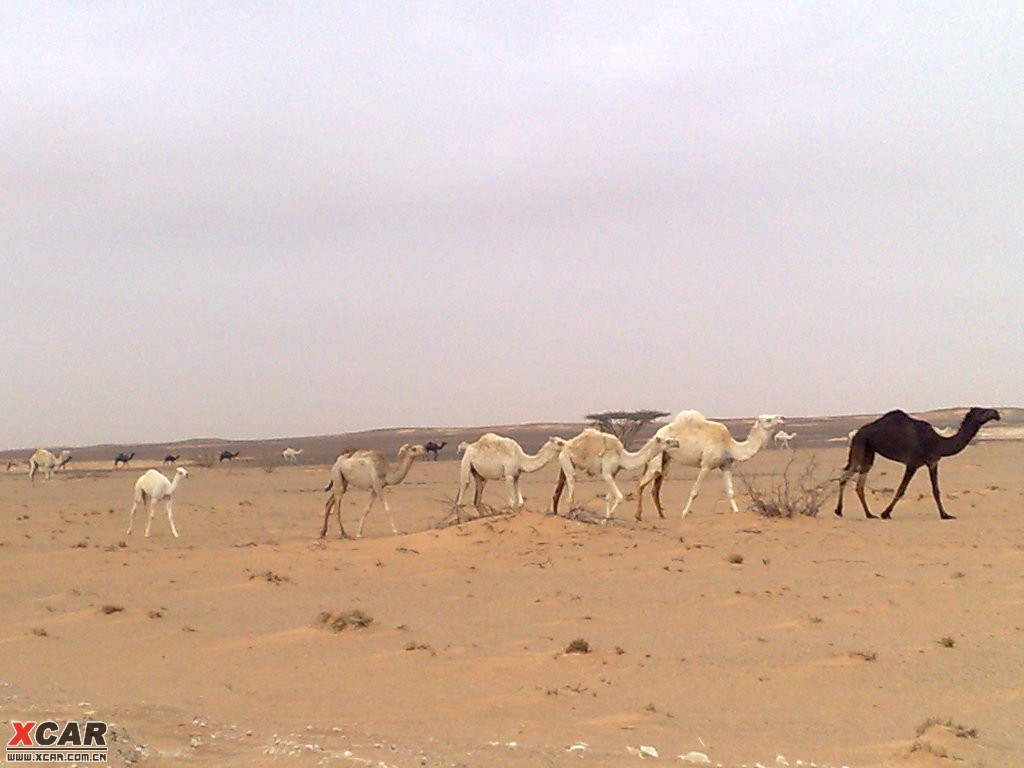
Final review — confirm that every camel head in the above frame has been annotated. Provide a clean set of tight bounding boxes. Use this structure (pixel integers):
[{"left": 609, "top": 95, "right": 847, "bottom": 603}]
[
  {"left": 756, "top": 414, "right": 785, "bottom": 433},
  {"left": 400, "top": 444, "right": 428, "bottom": 460},
  {"left": 654, "top": 436, "right": 680, "bottom": 450},
  {"left": 544, "top": 436, "right": 568, "bottom": 450},
  {"left": 963, "top": 407, "right": 1000, "bottom": 428},
  {"left": 175, "top": 467, "right": 190, "bottom": 479}
]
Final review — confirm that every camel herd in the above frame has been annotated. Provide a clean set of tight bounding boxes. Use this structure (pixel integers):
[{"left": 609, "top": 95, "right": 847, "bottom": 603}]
[{"left": 17, "top": 406, "right": 1001, "bottom": 539}]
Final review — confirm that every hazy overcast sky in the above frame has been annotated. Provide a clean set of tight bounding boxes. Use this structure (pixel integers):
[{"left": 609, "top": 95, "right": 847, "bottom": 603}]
[{"left": 2, "top": 3, "right": 1021, "bottom": 450}]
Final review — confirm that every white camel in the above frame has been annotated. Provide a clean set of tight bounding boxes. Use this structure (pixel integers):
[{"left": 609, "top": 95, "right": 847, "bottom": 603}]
[
  {"left": 774, "top": 430, "right": 796, "bottom": 449},
  {"left": 634, "top": 411, "right": 785, "bottom": 520},
  {"left": 28, "top": 449, "right": 72, "bottom": 483},
  {"left": 455, "top": 434, "right": 567, "bottom": 511},
  {"left": 321, "top": 443, "right": 427, "bottom": 538},
  {"left": 282, "top": 447, "right": 303, "bottom": 464},
  {"left": 551, "top": 429, "right": 680, "bottom": 520},
  {"left": 127, "top": 467, "right": 189, "bottom": 538}
]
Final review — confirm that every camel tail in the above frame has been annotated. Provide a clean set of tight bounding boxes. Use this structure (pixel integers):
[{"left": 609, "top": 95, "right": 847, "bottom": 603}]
[{"left": 324, "top": 479, "right": 334, "bottom": 492}]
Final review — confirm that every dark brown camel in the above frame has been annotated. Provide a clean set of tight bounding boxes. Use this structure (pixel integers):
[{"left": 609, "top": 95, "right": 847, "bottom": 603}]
[
  {"left": 114, "top": 452, "right": 135, "bottom": 468},
  {"left": 424, "top": 441, "right": 446, "bottom": 460},
  {"left": 163, "top": 454, "right": 180, "bottom": 465},
  {"left": 219, "top": 451, "right": 240, "bottom": 462},
  {"left": 835, "top": 407, "right": 1000, "bottom": 520}
]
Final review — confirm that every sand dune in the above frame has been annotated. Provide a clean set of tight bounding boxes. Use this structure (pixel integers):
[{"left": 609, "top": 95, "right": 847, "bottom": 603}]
[{"left": 1, "top": 437, "right": 1022, "bottom": 767}]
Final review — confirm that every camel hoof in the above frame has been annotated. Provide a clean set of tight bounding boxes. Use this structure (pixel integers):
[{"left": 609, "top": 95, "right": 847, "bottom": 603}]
[
  {"left": 940, "top": 513, "right": 956, "bottom": 520},
  {"left": 833, "top": 509, "right": 843, "bottom": 518},
  {"left": 879, "top": 512, "right": 891, "bottom": 520}
]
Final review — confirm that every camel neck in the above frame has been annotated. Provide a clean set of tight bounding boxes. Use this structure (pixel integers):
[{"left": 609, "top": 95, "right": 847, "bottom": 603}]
[
  {"left": 730, "top": 424, "right": 770, "bottom": 461},
  {"left": 938, "top": 421, "right": 982, "bottom": 457}
]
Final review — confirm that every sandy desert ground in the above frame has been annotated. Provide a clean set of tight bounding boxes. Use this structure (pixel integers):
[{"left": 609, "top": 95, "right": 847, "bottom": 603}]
[{"left": 1, "top": 422, "right": 1022, "bottom": 767}]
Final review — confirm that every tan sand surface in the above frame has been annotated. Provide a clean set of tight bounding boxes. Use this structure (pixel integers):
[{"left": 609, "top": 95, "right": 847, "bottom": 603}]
[{"left": 1, "top": 437, "right": 1022, "bottom": 767}]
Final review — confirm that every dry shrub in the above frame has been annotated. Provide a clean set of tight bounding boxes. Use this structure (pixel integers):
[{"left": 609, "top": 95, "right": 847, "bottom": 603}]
[
  {"left": 316, "top": 609, "right": 373, "bottom": 632},
  {"left": 915, "top": 718, "right": 978, "bottom": 739},
  {"left": 742, "top": 454, "right": 832, "bottom": 518},
  {"left": 100, "top": 604, "right": 125, "bottom": 615},
  {"left": 564, "top": 638, "right": 591, "bottom": 654}
]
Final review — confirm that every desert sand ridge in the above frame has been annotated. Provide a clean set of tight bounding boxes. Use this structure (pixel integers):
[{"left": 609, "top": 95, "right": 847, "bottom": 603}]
[{"left": 1, "top": 410, "right": 1022, "bottom": 767}]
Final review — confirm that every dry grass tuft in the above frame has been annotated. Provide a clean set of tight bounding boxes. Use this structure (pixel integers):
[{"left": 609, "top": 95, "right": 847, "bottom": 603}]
[
  {"left": 564, "top": 638, "right": 591, "bottom": 654},
  {"left": 316, "top": 609, "right": 374, "bottom": 632},
  {"left": 914, "top": 717, "right": 978, "bottom": 739}
]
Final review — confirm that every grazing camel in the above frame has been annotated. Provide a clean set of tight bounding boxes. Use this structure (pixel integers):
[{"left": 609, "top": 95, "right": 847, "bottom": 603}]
[
  {"left": 634, "top": 412, "right": 785, "bottom": 520},
  {"left": 282, "top": 447, "right": 303, "bottom": 464},
  {"left": 28, "top": 449, "right": 72, "bottom": 483},
  {"left": 551, "top": 429, "right": 680, "bottom": 520},
  {"left": 114, "top": 452, "right": 135, "bottom": 469},
  {"left": 219, "top": 450, "right": 240, "bottom": 462},
  {"left": 163, "top": 454, "right": 180, "bottom": 465},
  {"left": 456, "top": 434, "right": 566, "bottom": 511},
  {"left": 835, "top": 407, "right": 1000, "bottom": 520},
  {"left": 424, "top": 440, "right": 447, "bottom": 460},
  {"left": 321, "top": 443, "right": 427, "bottom": 538},
  {"left": 774, "top": 430, "right": 796, "bottom": 450},
  {"left": 127, "top": 467, "right": 189, "bottom": 538}
]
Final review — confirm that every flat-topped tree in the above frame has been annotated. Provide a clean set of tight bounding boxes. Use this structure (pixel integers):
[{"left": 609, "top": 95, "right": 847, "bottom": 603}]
[{"left": 585, "top": 409, "right": 670, "bottom": 450}]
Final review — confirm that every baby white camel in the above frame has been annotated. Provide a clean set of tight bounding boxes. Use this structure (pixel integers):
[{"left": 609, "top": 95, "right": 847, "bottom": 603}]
[
  {"left": 774, "top": 430, "right": 796, "bottom": 449},
  {"left": 551, "top": 429, "right": 679, "bottom": 520},
  {"left": 635, "top": 412, "right": 785, "bottom": 520},
  {"left": 282, "top": 447, "right": 303, "bottom": 464},
  {"left": 321, "top": 443, "right": 427, "bottom": 539},
  {"left": 127, "top": 467, "right": 189, "bottom": 538},
  {"left": 455, "top": 434, "right": 567, "bottom": 511},
  {"left": 28, "top": 449, "right": 72, "bottom": 483}
]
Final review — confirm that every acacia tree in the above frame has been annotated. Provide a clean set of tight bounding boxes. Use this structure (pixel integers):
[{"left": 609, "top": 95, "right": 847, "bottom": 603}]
[{"left": 585, "top": 410, "right": 670, "bottom": 449}]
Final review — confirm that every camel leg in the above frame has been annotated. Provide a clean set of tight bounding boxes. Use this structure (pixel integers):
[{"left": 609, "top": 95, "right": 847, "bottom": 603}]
[
  {"left": 927, "top": 463, "right": 954, "bottom": 520},
  {"left": 165, "top": 499, "right": 179, "bottom": 538},
  {"left": 455, "top": 461, "right": 473, "bottom": 506},
  {"left": 144, "top": 500, "right": 157, "bottom": 537},
  {"left": 380, "top": 490, "right": 400, "bottom": 536},
  {"left": 834, "top": 469, "right": 854, "bottom": 517},
  {"left": 602, "top": 474, "right": 623, "bottom": 521},
  {"left": 513, "top": 475, "right": 525, "bottom": 509},
  {"left": 127, "top": 497, "right": 141, "bottom": 535},
  {"left": 722, "top": 468, "right": 739, "bottom": 512},
  {"left": 680, "top": 467, "right": 711, "bottom": 518},
  {"left": 880, "top": 465, "right": 919, "bottom": 519},
  {"left": 473, "top": 473, "right": 486, "bottom": 509},
  {"left": 356, "top": 490, "right": 382, "bottom": 538},
  {"left": 634, "top": 466, "right": 660, "bottom": 521},
  {"left": 651, "top": 473, "right": 667, "bottom": 519},
  {"left": 504, "top": 475, "right": 520, "bottom": 509},
  {"left": 853, "top": 472, "right": 877, "bottom": 518},
  {"left": 551, "top": 470, "right": 566, "bottom": 516},
  {"left": 321, "top": 490, "right": 348, "bottom": 539}
]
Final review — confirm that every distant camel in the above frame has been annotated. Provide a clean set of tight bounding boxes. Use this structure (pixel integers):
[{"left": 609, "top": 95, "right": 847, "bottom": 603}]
[
  {"left": 113, "top": 452, "right": 135, "bottom": 469},
  {"left": 28, "top": 449, "right": 72, "bottom": 483},
  {"left": 219, "top": 451, "right": 240, "bottom": 462},
  {"left": 424, "top": 441, "right": 447, "bottom": 460},
  {"left": 456, "top": 434, "right": 566, "bottom": 511},
  {"left": 634, "top": 412, "right": 785, "bottom": 520},
  {"left": 282, "top": 447, "right": 303, "bottom": 464},
  {"left": 552, "top": 429, "right": 679, "bottom": 520},
  {"left": 774, "top": 430, "right": 796, "bottom": 449},
  {"left": 835, "top": 407, "right": 1000, "bottom": 520},
  {"left": 321, "top": 444, "right": 427, "bottom": 538},
  {"left": 127, "top": 467, "right": 189, "bottom": 538},
  {"left": 163, "top": 454, "right": 180, "bottom": 465}
]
